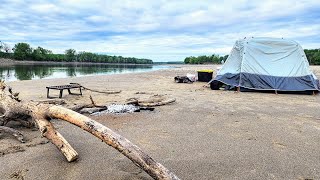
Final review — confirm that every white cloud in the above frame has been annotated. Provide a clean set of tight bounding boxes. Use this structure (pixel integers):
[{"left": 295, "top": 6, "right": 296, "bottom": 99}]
[
  {"left": 0, "top": 0, "right": 319, "bottom": 61},
  {"left": 86, "top": 15, "right": 110, "bottom": 23},
  {"left": 30, "top": 3, "right": 61, "bottom": 13}
]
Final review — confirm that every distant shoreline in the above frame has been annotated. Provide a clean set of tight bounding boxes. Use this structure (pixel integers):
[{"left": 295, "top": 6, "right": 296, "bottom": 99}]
[{"left": 0, "top": 58, "right": 155, "bottom": 66}]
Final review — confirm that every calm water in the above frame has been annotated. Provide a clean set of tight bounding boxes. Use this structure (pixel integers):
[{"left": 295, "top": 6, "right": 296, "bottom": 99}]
[{"left": 0, "top": 64, "right": 170, "bottom": 81}]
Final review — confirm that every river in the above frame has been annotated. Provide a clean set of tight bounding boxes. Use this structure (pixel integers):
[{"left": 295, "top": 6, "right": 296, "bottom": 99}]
[{"left": 0, "top": 63, "right": 170, "bottom": 81}]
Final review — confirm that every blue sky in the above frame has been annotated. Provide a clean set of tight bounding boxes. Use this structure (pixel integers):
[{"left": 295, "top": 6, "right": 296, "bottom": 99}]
[{"left": 0, "top": 0, "right": 320, "bottom": 61}]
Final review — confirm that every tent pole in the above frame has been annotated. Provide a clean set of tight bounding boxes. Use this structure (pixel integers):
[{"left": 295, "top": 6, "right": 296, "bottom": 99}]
[
  {"left": 237, "top": 86, "right": 240, "bottom": 92},
  {"left": 275, "top": 90, "right": 278, "bottom": 95}
]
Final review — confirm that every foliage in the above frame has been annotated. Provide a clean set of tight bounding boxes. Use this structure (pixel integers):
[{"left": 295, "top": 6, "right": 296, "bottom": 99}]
[
  {"left": 185, "top": 50, "right": 320, "bottom": 65},
  {"left": 0, "top": 41, "right": 153, "bottom": 64},
  {"left": 304, "top": 49, "right": 320, "bottom": 65},
  {"left": 65, "top": 49, "right": 77, "bottom": 62},
  {"left": 32, "top": 47, "right": 52, "bottom": 61},
  {"left": 13, "top": 43, "right": 33, "bottom": 60},
  {"left": 184, "top": 54, "right": 228, "bottom": 64}
]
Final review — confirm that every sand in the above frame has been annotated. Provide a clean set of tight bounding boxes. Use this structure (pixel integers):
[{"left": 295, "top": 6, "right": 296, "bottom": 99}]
[{"left": 1, "top": 64, "right": 320, "bottom": 180}]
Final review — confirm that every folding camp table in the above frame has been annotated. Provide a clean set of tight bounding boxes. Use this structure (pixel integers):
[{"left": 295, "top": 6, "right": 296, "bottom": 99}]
[{"left": 46, "top": 84, "right": 82, "bottom": 98}]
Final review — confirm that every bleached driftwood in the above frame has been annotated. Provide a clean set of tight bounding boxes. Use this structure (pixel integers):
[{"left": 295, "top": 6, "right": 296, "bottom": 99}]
[
  {"left": 0, "top": 81, "right": 179, "bottom": 180},
  {"left": 127, "top": 95, "right": 176, "bottom": 107}
]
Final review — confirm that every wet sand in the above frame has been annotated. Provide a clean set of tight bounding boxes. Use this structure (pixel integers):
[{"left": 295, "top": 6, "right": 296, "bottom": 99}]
[{"left": 1, "top": 65, "right": 320, "bottom": 180}]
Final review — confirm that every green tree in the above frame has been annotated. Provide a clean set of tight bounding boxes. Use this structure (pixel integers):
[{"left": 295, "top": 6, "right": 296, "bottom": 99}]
[
  {"left": 183, "top": 54, "right": 225, "bottom": 64},
  {"left": 184, "top": 57, "right": 190, "bottom": 64},
  {"left": 312, "top": 51, "right": 320, "bottom": 65},
  {"left": 32, "top": 46, "right": 52, "bottom": 61},
  {"left": 13, "top": 43, "right": 32, "bottom": 60},
  {"left": 65, "top": 49, "right": 76, "bottom": 62},
  {"left": 2, "top": 41, "right": 154, "bottom": 64}
]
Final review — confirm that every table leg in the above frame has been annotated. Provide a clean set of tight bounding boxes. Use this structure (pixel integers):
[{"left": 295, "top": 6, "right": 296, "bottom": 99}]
[
  {"left": 47, "top": 88, "right": 50, "bottom": 98},
  {"left": 59, "top": 90, "right": 63, "bottom": 98}
]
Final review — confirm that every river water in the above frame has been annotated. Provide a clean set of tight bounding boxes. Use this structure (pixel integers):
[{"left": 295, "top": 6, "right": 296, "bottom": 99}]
[{"left": 0, "top": 63, "right": 170, "bottom": 81}]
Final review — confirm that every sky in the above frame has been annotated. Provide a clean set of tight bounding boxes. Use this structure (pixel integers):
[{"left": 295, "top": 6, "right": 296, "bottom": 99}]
[{"left": 0, "top": 0, "right": 320, "bottom": 62}]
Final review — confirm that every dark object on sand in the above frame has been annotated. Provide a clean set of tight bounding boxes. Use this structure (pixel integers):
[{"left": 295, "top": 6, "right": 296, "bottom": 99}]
[
  {"left": 46, "top": 84, "right": 82, "bottom": 98},
  {"left": 174, "top": 76, "right": 192, "bottom": 83},
  {"left": 210, "top": 80, "right": 221, "bottom": 90},
  {"left": 197, "top": 70, "right": 213, "bottom": 82}
]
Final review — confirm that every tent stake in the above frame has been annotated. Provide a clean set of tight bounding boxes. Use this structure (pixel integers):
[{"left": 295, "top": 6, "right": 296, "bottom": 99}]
[{"left": 237, "top": 86, "right": 240, "bottom": 92}]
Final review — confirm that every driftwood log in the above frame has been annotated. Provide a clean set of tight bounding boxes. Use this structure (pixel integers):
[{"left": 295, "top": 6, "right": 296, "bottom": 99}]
[
  {"left": 0, "top": 81, "right": 179, "bottom": 180},
  {"left": 127, "top": 96, "right": 176, "bottom": 107}
]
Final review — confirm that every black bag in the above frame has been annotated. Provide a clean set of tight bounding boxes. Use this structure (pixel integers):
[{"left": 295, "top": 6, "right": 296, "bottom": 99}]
[
  {"left": 174, "top": 76, "right": 192, "bottom": 83},
  {"left": 210, "top": 80, "right": 221, "bottom": 90}
]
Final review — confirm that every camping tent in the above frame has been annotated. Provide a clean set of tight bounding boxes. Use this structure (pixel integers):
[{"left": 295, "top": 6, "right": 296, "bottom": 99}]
[{"left": 214, "top": 37, "right": 320, "bottom": 91}]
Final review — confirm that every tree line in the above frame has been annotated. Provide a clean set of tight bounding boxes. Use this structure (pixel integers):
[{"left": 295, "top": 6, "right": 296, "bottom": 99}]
[
  {"left": 304, "top": 49, "right": 320, "bottom": 65},
  {"left": 184, "top": 54, "right": 229, "bottom": 64},
  {"left": 0, "top": 41, "right": 153, "bottom": 64},
  {"left": 184, "top": 49, "right": 320, "bottom": 65}
]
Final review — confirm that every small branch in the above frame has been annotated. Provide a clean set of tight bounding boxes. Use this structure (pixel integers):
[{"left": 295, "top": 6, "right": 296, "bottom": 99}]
[
  {"left": 70, "top": 103, "right": 94, "bottom": 112},
  {"left": 70, "top": 83, "right": 121, "bottom": 94},
  {"left": 0, "top": 126, "right": 25, "bottom": 143},
  {"left": 89, "top": 95, "right": 105, "bottom": 108},
  {"left": 139, "top": 98, "right": 176, "bottom": 107},
  {"left": 34, "top": 99, "right": 66, "bottom": 105},
  {"left": 127, "top": 98, "right": 176, "bottom": 107},
  {"left": 71, "top": 96, "right": 106, "bottom": 112}
]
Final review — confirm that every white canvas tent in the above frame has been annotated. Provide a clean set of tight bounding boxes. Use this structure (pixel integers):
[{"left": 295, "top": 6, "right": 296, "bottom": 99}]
[{"left": 214, "top": 37, "right": 320, "bottom": 91}]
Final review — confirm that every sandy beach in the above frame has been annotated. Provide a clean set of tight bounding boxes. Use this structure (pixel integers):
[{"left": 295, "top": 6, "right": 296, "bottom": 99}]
[{"left": 1, "top": 64, "right": 320, "bottom": 180}]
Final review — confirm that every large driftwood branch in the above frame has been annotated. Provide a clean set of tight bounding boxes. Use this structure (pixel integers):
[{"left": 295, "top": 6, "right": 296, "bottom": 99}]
[
  {"left": 47, "top": 106, "right": 179, "bottom": 179},
  {"left": 32, "top": 112, "right": 79, "bottom": 162},
  {"left": 0, "top": 82, "right": 179, "bottom": 180}
]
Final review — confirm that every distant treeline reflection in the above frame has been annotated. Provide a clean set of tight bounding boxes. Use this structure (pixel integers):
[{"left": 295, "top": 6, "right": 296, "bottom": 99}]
[{"left": 0, "top": 64, "right": 153, "bottom": 81}]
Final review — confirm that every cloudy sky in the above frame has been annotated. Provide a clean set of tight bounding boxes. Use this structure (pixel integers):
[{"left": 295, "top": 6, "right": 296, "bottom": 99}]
[{"left": 1, "top": 0, "right": 320, "bottom": 61}]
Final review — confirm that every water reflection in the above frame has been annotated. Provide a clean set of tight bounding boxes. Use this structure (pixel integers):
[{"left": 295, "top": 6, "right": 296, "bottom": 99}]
[{"left": 0, "top": 64, "right": 168, "bottom": 81}]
